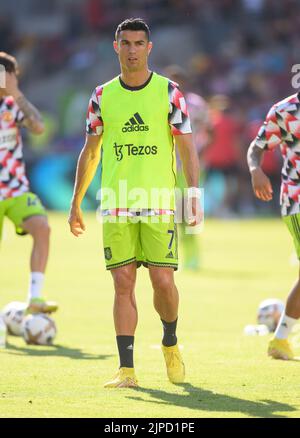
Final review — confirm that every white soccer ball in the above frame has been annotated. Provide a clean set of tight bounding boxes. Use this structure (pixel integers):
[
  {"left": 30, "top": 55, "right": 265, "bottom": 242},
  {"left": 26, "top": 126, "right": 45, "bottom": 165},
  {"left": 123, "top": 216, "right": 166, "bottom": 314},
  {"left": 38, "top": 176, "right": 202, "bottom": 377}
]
[
  {"left": 22, "top": 313, "right": 56, "bottom": 345},
  {"left": 257, "top": 298, "right": 285, "bottom": 332},
  {"left": 2, "top": 301, "right": 27, "bottom": 336}
]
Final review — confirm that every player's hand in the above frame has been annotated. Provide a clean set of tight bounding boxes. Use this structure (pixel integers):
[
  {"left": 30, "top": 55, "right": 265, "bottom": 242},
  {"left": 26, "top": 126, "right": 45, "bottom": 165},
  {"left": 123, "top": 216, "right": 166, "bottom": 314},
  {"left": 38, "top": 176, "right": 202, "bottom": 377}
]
[
  {"left": 187, "top": 196, "right": 203, "bottom": 226},
  {"left": 4, "top": 72, "right": 20, "bottom": 98},
  {"left": 68, "top": 205, "right": 86, "bottom": 237},
  {"left": 251, "top": 167, "right": 273, "bottom": 202}
]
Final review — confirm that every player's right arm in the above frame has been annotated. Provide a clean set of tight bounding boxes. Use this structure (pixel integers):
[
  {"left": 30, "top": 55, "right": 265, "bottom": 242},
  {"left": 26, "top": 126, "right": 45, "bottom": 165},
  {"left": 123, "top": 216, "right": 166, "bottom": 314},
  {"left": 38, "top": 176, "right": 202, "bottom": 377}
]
[
  {"left": 247, "top": 105, "right": 282, "bottom": 202},
  {"left": 247, "top": 141, "right": 273, "bottom": 202},
  {"left": 68, "top": 134, "right": 102, "bottom": 236}
]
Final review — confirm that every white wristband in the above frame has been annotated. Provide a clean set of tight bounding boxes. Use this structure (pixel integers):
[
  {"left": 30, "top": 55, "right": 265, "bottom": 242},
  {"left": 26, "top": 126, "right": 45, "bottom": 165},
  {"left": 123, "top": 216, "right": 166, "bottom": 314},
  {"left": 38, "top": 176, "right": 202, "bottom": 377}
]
[{"left": 187, "top": 187, "right": 201, "bottom": 198}]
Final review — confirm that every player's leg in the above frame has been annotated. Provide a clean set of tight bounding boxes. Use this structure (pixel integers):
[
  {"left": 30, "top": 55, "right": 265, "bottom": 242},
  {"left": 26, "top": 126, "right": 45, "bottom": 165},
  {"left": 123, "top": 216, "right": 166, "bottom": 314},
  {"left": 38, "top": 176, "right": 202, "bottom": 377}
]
[
  {"left": 150, "top": 266, "right": 178, "bottom": 323},
  {"left": 22, "top": 215, "right": 50, "bottom": 273},
  {"left": 104, "top": 262, "right": 138, "bottom": 388},
  {"left": 103, "top": 217, "right": 139, "bottom": 388},
  {"left": 112, "top": 263, "right": 138, "bottom": 337},
  {"left": 149, "top": 265, "right": 184, "bottom": 383},
  {"left": 141, "top": 215, "right": 179, "bottom": 323},
  {"left": 268, "top": 214, "right": 300, "bottom": 360},
  {"left": 142, "top": 215, "right": 185, "bottom": 383},
  {"left": 6, "top": 192, "right": 57, "bottom": 313}
]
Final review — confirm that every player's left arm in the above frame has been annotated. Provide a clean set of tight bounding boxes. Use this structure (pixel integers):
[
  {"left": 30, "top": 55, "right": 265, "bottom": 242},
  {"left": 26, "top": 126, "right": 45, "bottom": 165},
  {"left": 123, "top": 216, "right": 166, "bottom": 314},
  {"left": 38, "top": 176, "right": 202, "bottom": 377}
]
[
  {"left": 168, "top": 81, "right": 201, "bottom": 225},
  {"left": 168, "top": 81, "right": 200, "bottom": 186},
  {"left": 5, "top": 72, "right": 44, "bottom": 135},
  {"left": 176, "top": 133, "right": 201, "bottom": 226},
  {"left": 176, "top": 133, "right": 199, "bottom": 188}
]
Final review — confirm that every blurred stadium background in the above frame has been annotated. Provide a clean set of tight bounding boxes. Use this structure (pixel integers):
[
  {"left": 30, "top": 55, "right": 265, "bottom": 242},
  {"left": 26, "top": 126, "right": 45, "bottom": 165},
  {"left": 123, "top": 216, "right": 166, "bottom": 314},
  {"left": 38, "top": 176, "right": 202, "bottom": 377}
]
[
  {"left": 3, "top": 1, "right": 300, "bottom": 419},
  {"left": 2, "top": 0, "right": 299, "bottom": 216}
]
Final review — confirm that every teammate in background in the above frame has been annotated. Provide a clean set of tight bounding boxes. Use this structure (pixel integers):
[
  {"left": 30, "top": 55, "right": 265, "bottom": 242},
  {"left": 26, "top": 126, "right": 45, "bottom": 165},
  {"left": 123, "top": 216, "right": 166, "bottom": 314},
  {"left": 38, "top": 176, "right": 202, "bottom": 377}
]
[
  {"left": 164, "top": 65, "right": 212, "bottom": 270},
  {"left": 0, "top": 52, "right": 58, "bottom": 314},
  {"left": 69, "top": 18, "right": 200, "bottom": 387},
  {"left": 247, "top": 91, "right": 300, "bottom": 360}
]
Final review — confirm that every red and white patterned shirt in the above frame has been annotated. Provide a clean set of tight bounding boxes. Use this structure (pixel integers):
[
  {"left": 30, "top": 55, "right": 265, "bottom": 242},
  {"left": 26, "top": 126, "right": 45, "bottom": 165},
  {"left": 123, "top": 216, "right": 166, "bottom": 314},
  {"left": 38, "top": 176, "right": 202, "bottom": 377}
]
[
  {"left": 254, "top": 92, "right": 300, "bottom": 216},
  {"left": 86, "top": 74, "right": 191, "bottom": 137},
  {"left": 0, "top": 96, "right": 29, "bottom": 201}
]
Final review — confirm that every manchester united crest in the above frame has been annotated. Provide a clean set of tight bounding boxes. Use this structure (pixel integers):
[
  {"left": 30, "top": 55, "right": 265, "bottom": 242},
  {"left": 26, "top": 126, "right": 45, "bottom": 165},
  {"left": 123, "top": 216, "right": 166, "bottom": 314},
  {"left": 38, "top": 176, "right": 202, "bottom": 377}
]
[
  {"left": 104, "top": 247, "right": 112, "bottom": 260},
  {"left": 1, "top": 111, "right": 13, "bottom": 123}
]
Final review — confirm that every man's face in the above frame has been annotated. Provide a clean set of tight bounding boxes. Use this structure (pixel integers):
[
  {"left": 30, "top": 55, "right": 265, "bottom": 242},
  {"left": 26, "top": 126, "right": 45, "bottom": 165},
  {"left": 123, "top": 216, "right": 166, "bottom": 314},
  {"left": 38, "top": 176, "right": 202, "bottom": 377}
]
[{"left": 113, "top": 30, "right": 152, "bottom": 72}]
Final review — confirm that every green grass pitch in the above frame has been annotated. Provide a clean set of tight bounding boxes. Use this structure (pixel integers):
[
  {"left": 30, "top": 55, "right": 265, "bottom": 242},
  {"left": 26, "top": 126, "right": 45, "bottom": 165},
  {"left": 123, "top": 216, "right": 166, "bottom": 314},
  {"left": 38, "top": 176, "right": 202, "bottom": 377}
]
[{"left": 1, "top": 213, "right": 300, "bottom": 418}]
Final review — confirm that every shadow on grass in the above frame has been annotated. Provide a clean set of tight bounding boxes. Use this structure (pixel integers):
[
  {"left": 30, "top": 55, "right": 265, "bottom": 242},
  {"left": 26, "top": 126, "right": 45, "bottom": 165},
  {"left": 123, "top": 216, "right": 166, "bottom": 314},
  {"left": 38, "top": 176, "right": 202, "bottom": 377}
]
[
  {"left": 127, "top": 382, "right": 296, "bottom": 418},
  {"left": 5, "top": 341, "right": 113, "bottom": 361}
]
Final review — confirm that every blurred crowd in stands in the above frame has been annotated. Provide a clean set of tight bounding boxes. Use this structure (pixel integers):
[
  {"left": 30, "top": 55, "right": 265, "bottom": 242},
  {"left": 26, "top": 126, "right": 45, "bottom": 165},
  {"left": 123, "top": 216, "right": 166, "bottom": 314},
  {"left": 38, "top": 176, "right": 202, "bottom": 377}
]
[{"left": 2, "top": 0, "right": 300, "bottom": 214}]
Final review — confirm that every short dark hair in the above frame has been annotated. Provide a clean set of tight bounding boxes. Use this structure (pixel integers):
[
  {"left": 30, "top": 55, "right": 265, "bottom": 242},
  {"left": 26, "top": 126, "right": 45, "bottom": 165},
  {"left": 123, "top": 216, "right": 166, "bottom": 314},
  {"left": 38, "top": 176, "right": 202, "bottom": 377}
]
[
  {"left": 0, "top": 52, "right": 19, "bottom": 75},
  {"left": 115, "top": 18, "right": 150, "bottom": 41}
]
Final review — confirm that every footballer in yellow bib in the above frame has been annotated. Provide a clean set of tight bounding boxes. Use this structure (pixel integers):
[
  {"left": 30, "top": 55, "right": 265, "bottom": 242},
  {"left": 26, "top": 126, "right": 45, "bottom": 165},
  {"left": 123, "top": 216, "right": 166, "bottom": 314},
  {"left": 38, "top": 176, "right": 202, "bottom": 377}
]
[
  {"left": 86, "top": 71, "right": 192, "bottom": 269},
  {"left": 69, "top": 18, "right": 200, "bottom": 387}
]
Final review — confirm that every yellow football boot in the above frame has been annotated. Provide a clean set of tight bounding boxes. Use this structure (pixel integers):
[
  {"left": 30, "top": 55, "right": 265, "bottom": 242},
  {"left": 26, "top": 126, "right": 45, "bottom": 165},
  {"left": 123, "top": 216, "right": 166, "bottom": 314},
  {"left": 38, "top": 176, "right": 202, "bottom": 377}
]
[
  {"left": 104, "top": 367, "right": 138, "bottom": 388},
  {"left": 27, "top": 298, "right": 58, "bottom": 314},
  {"left": 268, "top": 338, "right": 294, "bottom": 360},
  {"left": 162, "top": 344, "right": 185, "bottom": 384}
]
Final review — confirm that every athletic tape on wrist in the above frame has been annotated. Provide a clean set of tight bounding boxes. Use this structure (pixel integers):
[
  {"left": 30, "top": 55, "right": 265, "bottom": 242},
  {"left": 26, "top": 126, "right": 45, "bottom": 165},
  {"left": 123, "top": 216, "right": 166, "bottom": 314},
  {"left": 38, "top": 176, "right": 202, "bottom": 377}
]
[{"left": 187, "top": 187, "right": 201, "bottom": 198}]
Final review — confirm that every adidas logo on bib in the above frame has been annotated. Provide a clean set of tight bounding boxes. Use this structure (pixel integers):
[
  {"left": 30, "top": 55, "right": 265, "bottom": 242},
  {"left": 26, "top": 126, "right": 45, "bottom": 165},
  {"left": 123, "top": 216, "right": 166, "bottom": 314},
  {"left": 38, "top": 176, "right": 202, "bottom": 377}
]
[{"left": 122, "top": 113, "right": 149, "bottom": 132}]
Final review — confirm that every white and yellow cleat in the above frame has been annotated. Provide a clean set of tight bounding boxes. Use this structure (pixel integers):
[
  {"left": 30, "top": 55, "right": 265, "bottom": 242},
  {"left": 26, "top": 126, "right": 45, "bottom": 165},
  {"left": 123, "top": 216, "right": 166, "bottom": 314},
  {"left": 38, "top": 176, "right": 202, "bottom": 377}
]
[
  {"left": 162, "top": 344, "right": 185, "bottom": 384},
  {"left": 27, "top": 298, "right": 58, "bottom": 314},
  {"left": 104, "top": 367, "right": 138, "bottom": 388},
  {"left": 268, "top": 338, "right": 294, "bottom": 360}
]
